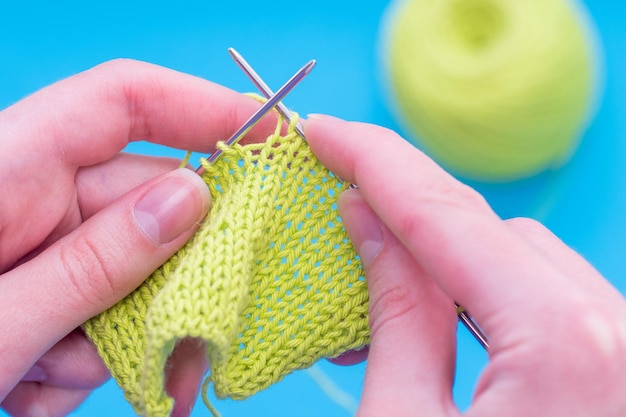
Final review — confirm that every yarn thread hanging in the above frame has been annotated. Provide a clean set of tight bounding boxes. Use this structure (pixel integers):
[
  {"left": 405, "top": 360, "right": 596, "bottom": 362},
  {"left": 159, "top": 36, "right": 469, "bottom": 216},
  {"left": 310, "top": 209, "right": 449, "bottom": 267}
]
[
  {"left": 83, "top": 116, "right": 370, "bottom": 417},
  {"left": 380, "top": 0, "right": 600, "bottom": 181}
]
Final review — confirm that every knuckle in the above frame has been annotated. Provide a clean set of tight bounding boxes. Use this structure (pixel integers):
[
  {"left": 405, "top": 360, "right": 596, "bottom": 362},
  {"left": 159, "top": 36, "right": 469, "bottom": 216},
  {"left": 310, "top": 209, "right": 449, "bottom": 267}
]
[
  {"left": 506, "top": 217, "right": 550, "bottom": 236},
  {"left": 362, "top": 122, "right": 402, "bottom": 140},
  {"left": 59, "top": 234, "right": 119, "bottom": 309},
  {"left": 94, "top": 57, "right": 142, "bottom": 73},
  {"left": 70, "top": 330, "right": 112, "bottom": 388},
  {"left": 368, "top": 283, "right": 421, "bottom": 340},
  {"left": 579, "top": 308, "right": 626, "bottom": 368},
  {"left": 400, "top": 180, "right": 489, "bottom": 237},
  {"left": 90, "top": 59, "right": 156, "bottom": 142},
  {"left": 435, "top": 180, "right": 488, "bottom": 210},
  {"left": 426, "top": 180, "right": 488, "bottom": 214},
  {"left": 79, "top": 357, "right": 111, "bottom": 389},
  {"left": 549, "top": 300, "right": 626, "bottom": 397}
]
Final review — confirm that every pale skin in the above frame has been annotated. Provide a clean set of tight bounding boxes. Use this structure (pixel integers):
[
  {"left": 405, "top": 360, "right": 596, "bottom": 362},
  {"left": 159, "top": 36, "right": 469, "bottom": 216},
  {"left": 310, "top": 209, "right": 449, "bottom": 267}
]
[
  {"left": 305, "top": 116, "right": 626, "bottom": 417},
  {"left": 2, "top": 61, "right": 626, "bottom": 417},
  {"left": 0, "top": 60, "right": 278, "bottom": 417}
]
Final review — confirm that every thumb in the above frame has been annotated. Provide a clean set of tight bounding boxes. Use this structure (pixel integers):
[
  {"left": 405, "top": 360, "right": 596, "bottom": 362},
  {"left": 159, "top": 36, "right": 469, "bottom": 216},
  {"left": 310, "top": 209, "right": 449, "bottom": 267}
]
[
  {"left": 0, "top": 168, "right": 210, "bottom": 398},
  {"left": 338, "top": 189, "right": 458, "bottom": 417}
]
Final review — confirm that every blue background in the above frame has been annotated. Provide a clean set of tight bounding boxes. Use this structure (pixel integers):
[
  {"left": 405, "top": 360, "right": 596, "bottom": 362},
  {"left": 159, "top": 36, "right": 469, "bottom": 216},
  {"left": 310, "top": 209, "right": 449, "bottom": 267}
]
[{"left": 1, "top": 0, "right": 625, "bottom": 416}]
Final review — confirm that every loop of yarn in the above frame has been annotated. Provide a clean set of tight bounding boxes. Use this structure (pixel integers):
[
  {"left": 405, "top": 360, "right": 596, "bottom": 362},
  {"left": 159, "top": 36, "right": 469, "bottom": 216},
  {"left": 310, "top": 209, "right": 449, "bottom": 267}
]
[
  {"left": 83, "top": 116, "right": 370, "bottom": 417},
  {"left": 380, "top": 0, "right": 600, "bottom": 181}
]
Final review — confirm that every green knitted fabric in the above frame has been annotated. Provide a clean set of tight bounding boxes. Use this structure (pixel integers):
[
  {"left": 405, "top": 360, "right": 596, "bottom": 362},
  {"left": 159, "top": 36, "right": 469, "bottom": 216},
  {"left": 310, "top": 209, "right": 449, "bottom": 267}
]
[{"left": 83, "top": 118, "right": 370, "bottom": 417}]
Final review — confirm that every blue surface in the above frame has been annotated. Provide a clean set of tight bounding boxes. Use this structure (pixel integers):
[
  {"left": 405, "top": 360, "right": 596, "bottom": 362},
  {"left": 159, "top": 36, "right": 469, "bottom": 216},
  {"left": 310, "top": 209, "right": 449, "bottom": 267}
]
[{"left": 1, "top": 0, "right": 625, "bottom": 416}]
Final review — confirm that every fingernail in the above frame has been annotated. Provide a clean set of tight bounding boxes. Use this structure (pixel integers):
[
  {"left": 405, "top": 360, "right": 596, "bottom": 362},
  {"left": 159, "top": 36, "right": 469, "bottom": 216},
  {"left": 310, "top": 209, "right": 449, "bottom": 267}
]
[
  {"left": 339, "top": 189, "right": 383, "bottom": 268},
  {"left": 23, "top": 365, "right": 46, "bottom": 382},
  {"left": 134, "top": 169, "right": 210, "bottom": 245},
  {"left": 306, "top": 113, "right": 343, "bottom": 123}
]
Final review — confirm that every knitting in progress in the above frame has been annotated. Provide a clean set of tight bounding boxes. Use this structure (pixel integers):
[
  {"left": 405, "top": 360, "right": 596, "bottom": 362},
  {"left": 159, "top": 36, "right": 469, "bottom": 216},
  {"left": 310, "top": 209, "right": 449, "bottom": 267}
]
[{"left": 83, "top": 117, "right": 370, "bottom": 417}]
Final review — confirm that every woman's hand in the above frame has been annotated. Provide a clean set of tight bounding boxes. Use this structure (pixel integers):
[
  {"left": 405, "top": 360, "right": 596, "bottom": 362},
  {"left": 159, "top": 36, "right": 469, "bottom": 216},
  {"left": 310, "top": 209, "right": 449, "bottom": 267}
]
[
  {"left": 0, "top": 59, "right": 276, "bottom": 417},
  {"left": 306, "top": 115, "right": 626, "bottom": 417}
]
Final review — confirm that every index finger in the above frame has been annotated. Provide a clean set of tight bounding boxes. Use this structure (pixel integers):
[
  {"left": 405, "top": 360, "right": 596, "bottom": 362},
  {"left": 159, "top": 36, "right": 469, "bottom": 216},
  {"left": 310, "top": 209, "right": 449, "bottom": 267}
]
[
  {"left": 0, "top": 58, "right": 278, "bottom": 169},
  {"left": 304, "top": 115, "right": 575, "bottom": 339}
]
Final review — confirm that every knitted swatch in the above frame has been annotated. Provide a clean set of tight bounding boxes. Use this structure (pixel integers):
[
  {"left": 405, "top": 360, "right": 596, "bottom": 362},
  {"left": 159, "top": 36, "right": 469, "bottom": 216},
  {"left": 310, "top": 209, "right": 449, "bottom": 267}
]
[{"left": 83, "top": 119, "right": 370, "bottom": 417}]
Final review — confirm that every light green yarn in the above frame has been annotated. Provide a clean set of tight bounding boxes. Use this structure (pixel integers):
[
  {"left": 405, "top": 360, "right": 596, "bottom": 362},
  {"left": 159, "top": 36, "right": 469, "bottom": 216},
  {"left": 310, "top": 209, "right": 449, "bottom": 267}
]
[
  {"left": 83, "top": 118, "right": 369, "bottom": 417},
  {"left": 381, "top": 0, "right": 599, "bottom": 181}
]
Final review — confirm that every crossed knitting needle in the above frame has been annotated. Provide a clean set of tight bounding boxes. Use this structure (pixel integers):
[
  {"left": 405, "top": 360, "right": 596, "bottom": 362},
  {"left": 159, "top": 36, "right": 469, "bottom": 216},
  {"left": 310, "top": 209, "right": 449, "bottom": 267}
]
[
  {"left": 194, "top": 53, "right": 315, "bottom": 175},
  {"left": 196, "top": 48, "right": 489, "bottom": 351}
]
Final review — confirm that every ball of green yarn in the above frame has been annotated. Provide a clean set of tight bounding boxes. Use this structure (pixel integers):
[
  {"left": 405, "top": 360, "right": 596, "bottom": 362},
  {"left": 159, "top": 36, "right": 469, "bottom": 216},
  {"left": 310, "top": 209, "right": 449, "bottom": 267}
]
[{"left": 380, "top": 0, "right": 599, "bottom": 181}]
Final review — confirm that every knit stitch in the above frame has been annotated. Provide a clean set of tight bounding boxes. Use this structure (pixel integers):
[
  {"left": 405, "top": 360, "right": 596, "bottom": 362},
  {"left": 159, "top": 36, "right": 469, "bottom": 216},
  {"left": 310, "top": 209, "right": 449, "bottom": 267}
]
[{"left": 83, "top": 117, "right": 370, "bottom": 417}]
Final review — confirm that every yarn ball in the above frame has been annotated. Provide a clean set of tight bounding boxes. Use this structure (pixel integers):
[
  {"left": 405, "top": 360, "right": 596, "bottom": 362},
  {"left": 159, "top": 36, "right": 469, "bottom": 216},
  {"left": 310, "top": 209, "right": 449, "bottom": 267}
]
[{"left": 380, "top": 0, "right": 600, "bottom": 181}]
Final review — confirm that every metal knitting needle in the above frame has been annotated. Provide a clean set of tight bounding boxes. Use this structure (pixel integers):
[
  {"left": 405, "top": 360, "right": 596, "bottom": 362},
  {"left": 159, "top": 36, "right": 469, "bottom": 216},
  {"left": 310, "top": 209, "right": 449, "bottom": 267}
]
[
  {"left": 229, "top": 48, "right": 353, "bottom": 187},
  {"left": 195, "top": 57, "right": 316, "bottom": 175},
  {"left": 228, "top": 47, "right": 306, "bottom": 140},
  {"left": 456, "top": 303, "right": 489, "bottom": 350},
  {"left": 228, "top": 48, "right": 490, "bottom": 351}
]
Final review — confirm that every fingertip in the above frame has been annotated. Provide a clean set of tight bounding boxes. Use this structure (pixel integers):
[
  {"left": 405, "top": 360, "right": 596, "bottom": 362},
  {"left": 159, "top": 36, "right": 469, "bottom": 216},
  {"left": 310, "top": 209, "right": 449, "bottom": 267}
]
[
  {"left": 302, "top": 114, "right": 350, "bottom": 164},
  {"left": 338, "top": 189, "right": 383, "bottom": 268},
  {"left": 303, "top": 113, "right": 351, "bottom": 151},
  {"left": 326, "top": 346, "right": 369, "bottom": 366},
  {"left": 165, "top": 338, "right": 209, "bottom": 417}
]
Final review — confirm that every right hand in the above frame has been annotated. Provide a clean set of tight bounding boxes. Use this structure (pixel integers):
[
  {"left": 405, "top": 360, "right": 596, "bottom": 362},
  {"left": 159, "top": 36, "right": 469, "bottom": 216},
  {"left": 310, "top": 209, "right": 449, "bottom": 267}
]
[{"left": 306, "top": 114, "right": 626, "bottom": 417}]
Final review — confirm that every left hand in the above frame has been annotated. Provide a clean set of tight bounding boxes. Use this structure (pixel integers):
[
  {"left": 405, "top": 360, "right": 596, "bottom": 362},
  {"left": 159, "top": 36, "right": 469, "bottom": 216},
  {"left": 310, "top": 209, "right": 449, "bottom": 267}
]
[{"left": 0, "top": 59, "right": 277, "bottom": 416}]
